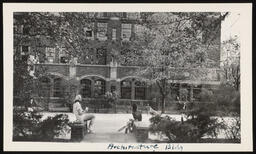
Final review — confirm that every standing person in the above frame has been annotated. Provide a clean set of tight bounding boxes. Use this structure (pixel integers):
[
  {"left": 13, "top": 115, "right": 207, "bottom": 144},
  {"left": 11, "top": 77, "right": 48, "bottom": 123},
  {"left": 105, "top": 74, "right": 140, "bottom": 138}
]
[{"left": 73, "top": 94, "right": 96, "bottom": 133}]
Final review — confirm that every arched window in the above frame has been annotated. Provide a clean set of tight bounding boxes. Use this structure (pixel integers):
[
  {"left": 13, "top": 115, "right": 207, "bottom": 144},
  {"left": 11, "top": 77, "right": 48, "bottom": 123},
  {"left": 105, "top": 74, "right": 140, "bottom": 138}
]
[
  {"left": 53, "top": 78, "right": 62, "bottom": 97},
  {"left": 39, "top": 77, "right": 51, "bottom": 97},
  {"left": 135, "top": 80, "right": 146, "bottom": 100},
  {"left": 94, "top": 79, "right": 106, "bottom": 97},
  {"left": 80, "top": 79, "right": 91, "bottom": 98},
  {"left": 121, "top": 79, "right": 132, "bottom": 99}
]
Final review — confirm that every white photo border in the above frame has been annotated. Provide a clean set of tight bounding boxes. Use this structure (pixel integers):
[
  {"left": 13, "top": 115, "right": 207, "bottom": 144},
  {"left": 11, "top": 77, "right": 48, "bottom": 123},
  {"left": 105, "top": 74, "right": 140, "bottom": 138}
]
[{"left": 3, "top": 3, "right": 253, "bottom": 152}]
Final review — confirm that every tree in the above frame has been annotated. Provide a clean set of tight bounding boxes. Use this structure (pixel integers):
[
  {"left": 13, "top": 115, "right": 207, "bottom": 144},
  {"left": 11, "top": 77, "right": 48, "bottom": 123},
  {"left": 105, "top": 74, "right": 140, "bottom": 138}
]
[
  {"left": 13, "top": 12, "right": 98, "bottom": 108},
  {"left": 13, "top": 12, "right": 53, "bottom": 108},
  {"left": 120, "top": 12, "right": 229, "bottom": 113},
  {"left": 221, "top": 36, "right": 240, "bottom": 91}
]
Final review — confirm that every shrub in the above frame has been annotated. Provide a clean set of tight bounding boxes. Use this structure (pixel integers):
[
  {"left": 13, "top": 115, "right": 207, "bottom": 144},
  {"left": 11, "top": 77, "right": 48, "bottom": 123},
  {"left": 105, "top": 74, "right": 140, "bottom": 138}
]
[
  {"left": 149, "top": 103, "right": 222, "bottom": 143},
  {"left": 13, "top": 110, "right": 70, "bottom": 141},
  {"left": 212, "top": 84, "right": 240, "bottom": 116},
  {"left": 199, "top": 88, "right": 213, "bottom": 102},
  {"left": 149, "top": 115, "right": 200, "bottom": 142},
  {"left": 219, "top": 114, "right": 241, "bottom": 142}
]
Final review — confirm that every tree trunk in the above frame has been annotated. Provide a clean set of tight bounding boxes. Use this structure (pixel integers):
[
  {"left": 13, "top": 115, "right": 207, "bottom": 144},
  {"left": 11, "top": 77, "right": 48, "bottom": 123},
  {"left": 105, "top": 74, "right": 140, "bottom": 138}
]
[{"left": 161, "top": 95, "right": 166, "bottom": 113}]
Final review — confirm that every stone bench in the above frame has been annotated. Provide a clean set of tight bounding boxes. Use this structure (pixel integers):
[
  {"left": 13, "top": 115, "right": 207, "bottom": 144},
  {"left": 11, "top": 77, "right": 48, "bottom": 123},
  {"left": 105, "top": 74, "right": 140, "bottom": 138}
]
[
  {"left": 133, "top": 121, "right": 150, "bottom": 142},
  {"left": 68, "top": 121, "right": 88, "bottom": 142}
]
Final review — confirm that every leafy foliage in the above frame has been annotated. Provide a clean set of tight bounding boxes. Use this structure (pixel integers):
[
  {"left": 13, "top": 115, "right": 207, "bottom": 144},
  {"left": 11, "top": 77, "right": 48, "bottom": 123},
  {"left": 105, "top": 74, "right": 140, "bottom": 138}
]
[
  {"left": 104, "top": 91, "right": 119, "bottom": 112},
  {"left": 221, "top": 36, "right": 240, "bottom": 91},
  {"left": 149, "top": 102, "right": 224, "bottom": 142},
  {"left": 13, "top": 110, "right": 70, "bottom": 141},
  {"left": 118, "top": 12, "right": 228, "bottom": 113}
]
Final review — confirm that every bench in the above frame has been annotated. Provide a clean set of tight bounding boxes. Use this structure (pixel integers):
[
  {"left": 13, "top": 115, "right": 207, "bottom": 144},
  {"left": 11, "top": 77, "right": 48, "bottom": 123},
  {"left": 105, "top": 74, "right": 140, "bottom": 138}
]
[
  {"left": 68, "top": 121, "right": 88, "bottom": 141},
  {"left": 133, "top": 121, "right": 150, "bottom": 142}
]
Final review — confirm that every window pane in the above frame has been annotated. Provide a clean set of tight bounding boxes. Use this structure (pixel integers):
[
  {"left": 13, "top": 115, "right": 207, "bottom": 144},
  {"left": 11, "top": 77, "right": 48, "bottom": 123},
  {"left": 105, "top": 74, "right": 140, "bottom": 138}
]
[
  {"left": 121, "top": 80, "right": 131, "bottom": 99},
  {"left": 53, "top": 78, "right": 62, "bottom": 97},
  {"left": 121, "top": 24, "right": 132, "bottom": 40},
  {"left": 81, "top": 79, "right": 91, "bottom": 98},
  {"left": 39, "top": 77, "right": 51, "bottom": 97},
  {"left": 121, "top": 87, "right": 131, "bottom": 99},
  {"left": 112, "top": 29, "right": 116, "bottom": 40},
  {"left": 135, "top": 81, "right": 146, "bottom": 100},
  {"left": 97, "top": 23, "right": 108, "bottom": 40},
  {"left": 94, "top": 79, "right": 105, "bottom": 97}
]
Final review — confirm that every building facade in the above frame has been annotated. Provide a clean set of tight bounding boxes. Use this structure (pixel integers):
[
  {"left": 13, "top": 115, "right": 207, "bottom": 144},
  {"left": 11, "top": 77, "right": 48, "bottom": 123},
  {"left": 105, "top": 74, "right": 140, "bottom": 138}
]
[{"left": 14, "top": 12, "right": 221, "bottom": 111}]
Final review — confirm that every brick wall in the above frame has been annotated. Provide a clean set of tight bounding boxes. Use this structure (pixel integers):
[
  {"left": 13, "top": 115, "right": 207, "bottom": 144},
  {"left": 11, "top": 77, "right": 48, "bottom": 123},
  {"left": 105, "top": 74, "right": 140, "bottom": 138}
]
[{"left": 76, "top": 65, "right": 110, "bottom": 78}]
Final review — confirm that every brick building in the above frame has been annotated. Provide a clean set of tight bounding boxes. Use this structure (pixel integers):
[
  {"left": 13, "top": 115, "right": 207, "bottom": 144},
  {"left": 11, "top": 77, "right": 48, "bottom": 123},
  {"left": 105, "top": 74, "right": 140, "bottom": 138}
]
[{"left": 14, "top": 12, "right": 221, "bottom": 112}]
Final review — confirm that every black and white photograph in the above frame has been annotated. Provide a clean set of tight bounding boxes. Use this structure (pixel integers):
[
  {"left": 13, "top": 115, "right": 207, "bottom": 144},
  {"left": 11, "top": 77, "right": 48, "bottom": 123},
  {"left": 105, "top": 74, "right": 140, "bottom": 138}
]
[{"left": 3, "top": 3, "right": 253, "bottom": 152}]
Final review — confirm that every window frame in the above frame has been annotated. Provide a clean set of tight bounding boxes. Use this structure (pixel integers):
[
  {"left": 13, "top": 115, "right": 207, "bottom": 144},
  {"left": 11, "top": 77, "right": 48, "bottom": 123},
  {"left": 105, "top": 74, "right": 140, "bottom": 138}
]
[
  {"left": 121, "top": 80, "right": 132, "bottom": 99},
  {"left": 121, "top": 23, "right": 132, "bottom": 41},
  {"left": 134, "top": 81, "right": 146, "bottom": 100},
  {"left": 97, "top": 22, "right": 108, "bottom": 40},
  {"left": 80, "top": 79, "right": 92, "bottom": 98}
]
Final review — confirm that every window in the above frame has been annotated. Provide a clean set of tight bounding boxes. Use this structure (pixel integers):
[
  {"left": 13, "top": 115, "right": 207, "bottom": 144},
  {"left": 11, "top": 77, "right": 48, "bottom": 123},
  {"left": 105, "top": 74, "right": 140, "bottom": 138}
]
[
  {"left": 121, "top": 13, "right": 127, "bottom": 18},
  {"left": 96, "top": 48, "right": 107, "bottom": 65},
  {"left": 193, "top": 85, "right": 202, "bottom": 101},
  {"left": 94, "top": 79, "right": 106, "bottom": 97},
  {"left": 97, "top": 23, "right": 108, "bottom": 40},
  {"left": 97, "top": 12, "right": 104, "bottom": 18},
  {"left": 127, "top": 13, "right": 140, "bottom": 20},
  {"left": 53, "top": 78, "right": 62, "bottom": 97},
  {"left": 60, "top": 57, "right": 68, "bottom": 63},
  {"left": 121, "top": 24, "right": 132, "bottom": 40},
  {"left": 86, "top": 30, "right": 93, "bottom": 37},
  {"left": 135, "top": 81, "right": 146, "bottom": 100},
  {"left": 80, "top": 79, "right": 91, "bottom": 98},
  {"left": 45, "top": 47, "right": 55, "bottom": 63},
  {"left": 21, "top": 46, "right": 29, "bottom": 55},
  {"left": 39, "top": 77, "right": 51, "bottom": 97},
  {"left": 84, "top": 23, "right": 94, "bottom": 39},
  {"left": 121, "top": 80, "right": 132, "bottom": 99},
  {"left": 112, "top": 29, "right": 117, "bottom": 40},
  {"left": 59, "top": 48, "right": 68, "bottom": 63}
]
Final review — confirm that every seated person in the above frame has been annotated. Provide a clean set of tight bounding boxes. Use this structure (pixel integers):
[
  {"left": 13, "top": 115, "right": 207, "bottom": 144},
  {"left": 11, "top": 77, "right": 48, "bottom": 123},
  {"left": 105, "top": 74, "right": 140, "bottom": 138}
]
[
  {"left": 132, "top": 103, "right": 142, "bottom": 121},
  {"left": 73, "top": 94, "right": 95, "bottom": 133},
  {"left": 119, "top": 104, "right": 142, "bottom": 133}
]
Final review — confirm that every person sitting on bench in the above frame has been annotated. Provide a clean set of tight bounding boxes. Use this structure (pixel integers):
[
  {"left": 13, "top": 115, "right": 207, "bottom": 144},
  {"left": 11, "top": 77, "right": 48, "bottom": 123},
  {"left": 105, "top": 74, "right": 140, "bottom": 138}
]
[
  {"left": 132, "top": 103, "right": 142, "bottom": 121},
  {"left": 73, "top": 94, "right": 95, "bottom": 133},
  {"left": 118, "top": 104, "right": 142, "bottom": 133}
]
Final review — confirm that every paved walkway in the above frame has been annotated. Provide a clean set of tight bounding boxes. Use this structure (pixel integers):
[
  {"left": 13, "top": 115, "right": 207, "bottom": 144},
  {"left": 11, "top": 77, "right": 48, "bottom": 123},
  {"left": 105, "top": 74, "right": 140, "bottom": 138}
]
[{"left": 41, "top": 112, "right": 235, "bottom": 142}]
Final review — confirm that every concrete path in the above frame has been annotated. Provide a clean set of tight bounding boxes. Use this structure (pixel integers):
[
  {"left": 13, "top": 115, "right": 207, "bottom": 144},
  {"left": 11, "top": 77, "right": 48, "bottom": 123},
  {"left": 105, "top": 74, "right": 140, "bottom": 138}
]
[{"left": 41, "top": 112, "right": 236, "bottom": 142}]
